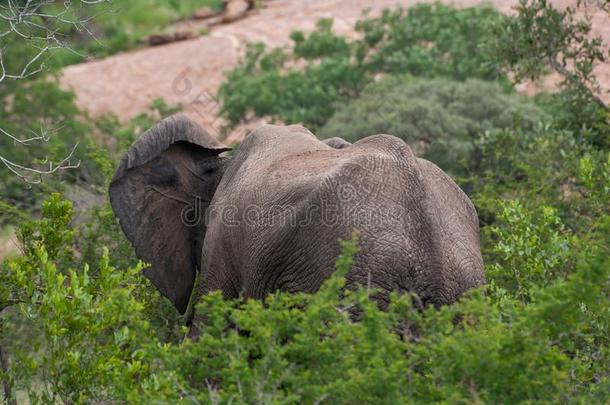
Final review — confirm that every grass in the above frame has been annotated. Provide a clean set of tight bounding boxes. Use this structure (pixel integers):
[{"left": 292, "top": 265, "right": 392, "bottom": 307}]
[{"left": 45, "top": 0, "right": 223, "bottom": 68}]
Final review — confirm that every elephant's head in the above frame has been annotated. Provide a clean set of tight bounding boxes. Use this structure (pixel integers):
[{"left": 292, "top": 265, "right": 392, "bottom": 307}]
[{"left": 109, "top": 115, "right": 230, "bottom": 313}]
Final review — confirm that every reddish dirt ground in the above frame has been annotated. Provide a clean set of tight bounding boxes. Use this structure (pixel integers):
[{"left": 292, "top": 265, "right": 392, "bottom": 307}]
[{"left": 59, "top": 0, "right": 609, "bottom": 144}]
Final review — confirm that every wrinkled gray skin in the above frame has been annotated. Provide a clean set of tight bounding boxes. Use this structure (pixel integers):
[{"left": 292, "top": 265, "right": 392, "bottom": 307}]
[{"left": 110, "top": 115, "right": 484, "bottom": 337}]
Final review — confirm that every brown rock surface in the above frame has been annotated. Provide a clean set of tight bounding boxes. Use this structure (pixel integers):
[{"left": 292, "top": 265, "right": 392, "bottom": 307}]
[
  {"left": 221, "top": 0, "right": 252, "bottom": 23},
  {"left": 59, "top": 0, "right": 610, "bottom": 143},
  {"left": 145, "top": 31, "right": 198, "bottom": 46},
  {"left": 192, "top": 6, "right": 222, "bottom": 20}
]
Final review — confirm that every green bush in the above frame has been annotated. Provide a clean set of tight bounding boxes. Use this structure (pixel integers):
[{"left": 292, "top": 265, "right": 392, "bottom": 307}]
[
  {"left": 468, "top": 125, "right": 609, "bottom": 314},
  {"left": 218, "top": 4, "right": 507, "bottom": 130},
  {"left": 470, "top": 127, "right": 610, "bottom": 234},
  {"left": 1, "top": 194, "right": 608, "bottom": 403},
  {"left": 534, "top": 88, "right": 610, "bottom": 149},
  {"left": 355, "top": 3, "right": 505, "bottom": 81},
  {"left": 319, "top": 76, "right": 547, "bottom": 175},
  {"left": 0, "top": 194, "right": 183, "bottom": 402},
  {"left": 486, "top": 201, "right": 572, "bottom": 302}
]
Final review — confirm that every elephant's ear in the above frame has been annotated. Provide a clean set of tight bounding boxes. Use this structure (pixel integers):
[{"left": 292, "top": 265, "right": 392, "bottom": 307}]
[{"left": 109, "top": 114, "right": 230, "bottom": 313}]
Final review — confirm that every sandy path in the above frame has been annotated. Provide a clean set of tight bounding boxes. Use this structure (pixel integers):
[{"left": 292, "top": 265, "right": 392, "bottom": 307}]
[{"left": 59, "top": 0, "right": 610, "bottom": 143}]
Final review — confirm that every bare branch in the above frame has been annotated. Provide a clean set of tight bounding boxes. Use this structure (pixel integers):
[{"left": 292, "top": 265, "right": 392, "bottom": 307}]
[
  {"left": 548, "top": 57, "right": 608, "bottom": 108},
  {"left": 0, "top": 143, "right": 81, "bottom": 184},
  {"left": 0, "top": 0, "right": 111, "bottom": 84},
  {"left": 0, "top": 0, "right": 110, "bottom": 183}
]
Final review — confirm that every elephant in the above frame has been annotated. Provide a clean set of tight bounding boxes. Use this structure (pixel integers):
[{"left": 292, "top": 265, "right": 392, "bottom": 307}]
[{"left": 109, "top": 114, "right": 484, "bottom": 336}]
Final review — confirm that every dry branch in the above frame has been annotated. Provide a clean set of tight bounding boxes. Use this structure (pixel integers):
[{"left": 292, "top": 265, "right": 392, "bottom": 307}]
[{"left": 0, "top": 0, "right": 108, "bottom": 183}]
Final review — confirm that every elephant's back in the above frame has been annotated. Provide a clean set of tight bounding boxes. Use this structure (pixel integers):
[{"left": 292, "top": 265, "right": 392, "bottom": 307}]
[
  {"left": 236, "top": 130, "right": 424, "bottom": 208},
  {"left": 205, "top": 128, "right": 483, "bottom": 306},
  {"left": 220, "top": 132, "right": 431, "bottom": 299}
]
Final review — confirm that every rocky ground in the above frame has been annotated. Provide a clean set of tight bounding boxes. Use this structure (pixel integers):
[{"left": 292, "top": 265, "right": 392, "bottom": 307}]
[{"left": 59, "top": 0, "right": 610, "bottom": 144}]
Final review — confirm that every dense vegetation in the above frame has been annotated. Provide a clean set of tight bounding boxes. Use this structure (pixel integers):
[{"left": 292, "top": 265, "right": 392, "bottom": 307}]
[
  {"left": 218, "top": 4, "right": 508, "bottom": 130},
  {"left": 1, "top": 0, "right": 609, "bottom": 403},
  {"left": 318, "top": 76, "right": 547, "bottom": 176}
]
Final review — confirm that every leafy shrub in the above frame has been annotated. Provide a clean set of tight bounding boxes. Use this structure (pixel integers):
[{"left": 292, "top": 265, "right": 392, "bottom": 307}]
[
  {"left": 470, "top": 127, "right": 610, "bottom": 234},
  {"left": 319, "top": 76, "right": 547, "bottom": 175},
  {"left": 534, "top": 88, "right": 610, "bottom": 149},
  {"left": 218, "top": 4, "right": 507, "bottom": 130},
  {"left": 1, "top": 194, "right": 608, "bottom": 403},
  {"left": 0, "top": 194, "right": 182, "bottom": 402},
  {"left": 486, "top": 201, "right": 572, "bottom": 302},
  {"left": 355, "top": 3, "right": 506, "bottom": 81}
]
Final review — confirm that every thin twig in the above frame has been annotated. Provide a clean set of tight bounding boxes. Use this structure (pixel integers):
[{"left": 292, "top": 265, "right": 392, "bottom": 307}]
[
  {"left": 0, "top": 143, "right": 81, "bottom": 184},
  {"left": 0, "top": 0, "right": 110, "bottom": 182}
]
